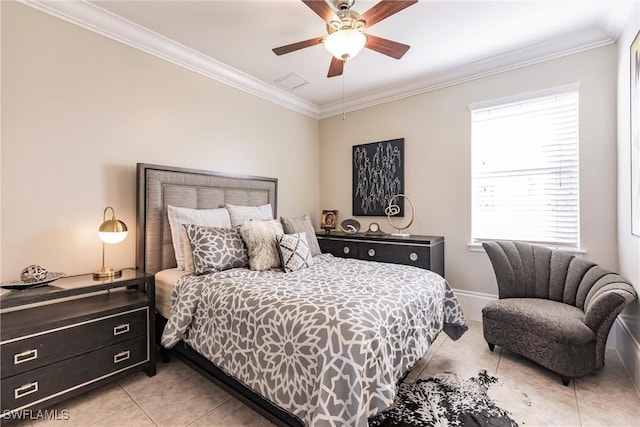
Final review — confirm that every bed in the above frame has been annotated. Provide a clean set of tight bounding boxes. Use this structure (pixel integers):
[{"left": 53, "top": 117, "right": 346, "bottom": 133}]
[{"left": 136, "top": 163, "right": 467, "bottom": 427}]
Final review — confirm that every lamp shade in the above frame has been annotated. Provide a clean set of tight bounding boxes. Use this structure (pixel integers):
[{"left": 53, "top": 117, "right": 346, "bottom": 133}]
[
  {"left": 324, "top": 29, "right": 367, "bottom": 61},
  {"left": 98, "top": 207, "right": 128, "bottom": 244}
]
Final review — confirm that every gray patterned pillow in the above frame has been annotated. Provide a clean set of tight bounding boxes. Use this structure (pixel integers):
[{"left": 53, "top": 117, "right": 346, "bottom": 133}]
[
  {"left": 183, "top": 224, "right": 248, "bottom": 275},
  {"left": 239, "top": 219, "right": 283, "bottom": 271},
  {"left": 277, "top": 233, "right": 314, "bottom": 273}
]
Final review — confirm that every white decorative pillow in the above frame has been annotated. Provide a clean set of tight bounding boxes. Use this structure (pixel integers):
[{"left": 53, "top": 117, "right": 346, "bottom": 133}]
[
  {"left": 167, "top": 206, "right": 231, "bottom": 271},
  {"left": 183, "top": 224, "right": 248, "bottom": 275},
  {"left": 277, "top": 233, "right": 314, "bottom": 273},
  {"left": 239, "top": 219, "right": 283, "bottom": 271},
  {"left": 226, "top": 203, "right": 273, "bottom": 227},
  {"left": 280, "top": 214, "right": 321, "bottom": 256}
]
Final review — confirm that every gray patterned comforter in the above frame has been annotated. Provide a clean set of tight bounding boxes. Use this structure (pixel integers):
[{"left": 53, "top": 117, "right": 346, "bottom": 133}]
[{"left": 161, "top": 254, "right": 467, "bottom": 426}]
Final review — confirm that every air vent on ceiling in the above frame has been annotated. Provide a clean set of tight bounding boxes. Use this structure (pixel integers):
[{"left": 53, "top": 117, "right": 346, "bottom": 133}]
[{"left": 275, "top": 73, "right": 309, "bottom": 90}]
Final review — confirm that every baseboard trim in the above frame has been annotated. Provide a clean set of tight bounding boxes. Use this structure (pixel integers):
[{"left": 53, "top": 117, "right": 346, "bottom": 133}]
[
  {"left": 615, "top": 317, "right": 640, "bottom": 396},
  {"left": 451, "top": 288, "right": 496, "bottom": 322}
]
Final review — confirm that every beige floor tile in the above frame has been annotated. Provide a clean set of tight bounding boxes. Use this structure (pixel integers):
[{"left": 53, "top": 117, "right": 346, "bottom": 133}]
[
  {"left": 136, "top": 372, "right": 232, "bottom": 427},
  {"left": 418, "top": 353, "right": 494, "bottom": 379},
  {"left": 497, "top": 349, "right": 577, "bottom": 397},
  {"left": 575, "top": 371, "right": 640, "bottom": 413},
  {"left": 188, "top": 398, "right": 275, "bottom": 427},
  {"left": 2, "top": 417, "right": 33, "bottom": 426},
  {"left": 488, "top": 378, "right": 581, "bottom": 427},
  {"left": 437, "top": 337, "right": 501, "bottom": 374},
  {"left": 119, "top": 357, "right": 198, "bottom": 401},
  {"left": 597, "top": 347, "right": 633, "bottom": 380},
  {"left": 89, "top": 404, "right": 156, "bottom": 427},
  {"left": 31, "top": 383, "right": 135, "bottom": 427},
  {"left": 578, "top": 397, "right": 640, "bottom": 427}
]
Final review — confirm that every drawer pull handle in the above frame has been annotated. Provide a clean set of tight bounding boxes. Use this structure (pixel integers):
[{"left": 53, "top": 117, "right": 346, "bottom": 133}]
[
  {"left": 409, "top": 252, "right": 419, "bottom": 262},
  {"left": 15, "top": 382, "right": 38, "bottom": 399},
  {"left": 14, "top": 349, "right": 38, "bottom": 365},
  {"left": 114, "top": 351, "right": 131, "bottom": 364},
  {"left": 113, "top": 323, "right": 130, "bottom": 336},
  {"left": 343, "top": 246, "right": 350, "bottom": 255},
  {"left": 368, "top": 249, "right": 376, "bottom": 257}
]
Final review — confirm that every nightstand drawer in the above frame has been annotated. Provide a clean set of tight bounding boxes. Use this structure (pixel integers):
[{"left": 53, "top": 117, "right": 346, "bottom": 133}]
[
  {"left": 318, "top": 238, "right": 360, "bottom": 258},
  {"left": 358, "top": 242, "right": 430, "bottom": 268},
  {"left": 1, "top": 336, "right": 147, "bottom": 412},
  {"left": 1, "top": 307, "right": 148, "bottom": 379}
]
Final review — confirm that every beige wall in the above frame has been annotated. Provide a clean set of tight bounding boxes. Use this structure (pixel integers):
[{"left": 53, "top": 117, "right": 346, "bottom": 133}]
[
  {"left": 1, "top": 2, "right": 319, "bottom": 279},
  {"left": 616, "top": 2, "right": 640, "bottom": 388},
  {"left": 320, "top": 46, "right": 618, "bottom": 297}
]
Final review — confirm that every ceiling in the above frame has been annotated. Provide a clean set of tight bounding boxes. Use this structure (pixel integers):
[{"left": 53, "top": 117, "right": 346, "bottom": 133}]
[{"left": 26, "top": 0, "right": 635, "bottom": 118}]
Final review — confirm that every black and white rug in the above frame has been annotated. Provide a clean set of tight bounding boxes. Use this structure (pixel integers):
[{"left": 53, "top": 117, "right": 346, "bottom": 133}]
[{"left": 369, "top": 370, "right": 519, "bottom": 427}]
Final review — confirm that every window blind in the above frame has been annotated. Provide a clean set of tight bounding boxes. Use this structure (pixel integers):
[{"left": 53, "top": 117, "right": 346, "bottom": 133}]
[{"left": 470, "top": 88, "right": 579, "bottom": 249}]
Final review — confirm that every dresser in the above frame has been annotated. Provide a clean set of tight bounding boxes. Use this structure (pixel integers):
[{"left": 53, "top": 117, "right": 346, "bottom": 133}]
[
  {"left": 0, "top": 269, "right": 155, "bottom": 418},
  {"left": 316, "top": 232, "right": 445, "bottom": 276}
]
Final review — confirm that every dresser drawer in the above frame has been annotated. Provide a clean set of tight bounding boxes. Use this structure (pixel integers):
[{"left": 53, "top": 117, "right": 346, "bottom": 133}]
[
  {"left": 1, "top": 336, "right": 147, "bottom": 412},
  {"left": 1, "top": 307, "right": 148, "bottom": 379},
  {"left": 318, "top": 238, "right": 360, "bottom": 259},
  {"left": 357, "top": 242, "right": 431, "bottom": 268}
]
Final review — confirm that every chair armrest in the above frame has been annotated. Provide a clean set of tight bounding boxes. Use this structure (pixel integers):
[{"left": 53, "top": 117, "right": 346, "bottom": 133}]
[{"left": 583, "top": 287, "right": 636, "bottom": 332}]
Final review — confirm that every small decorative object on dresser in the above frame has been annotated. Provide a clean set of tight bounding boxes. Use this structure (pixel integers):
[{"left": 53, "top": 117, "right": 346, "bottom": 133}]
[
  {"left": 385, "top": 194, "right": 415, "bottom": 237},
  {"left": 94, "top": 206, "right": 128, "bottom": 279},
  {"left": 321, "top": 210, "right": 338, "bottom": 233},
  {"left": 1, "top": 266, "right": 65, "bottom": 290},
  {"left": 317, "top": 232, "right": 444, "bottom": 276},
  {"left": 0, "top": 269, "right": 155, "bottom": 417},
  {"left": 365, "top": 222, "right": 385, "bottom": 236},
  {"left": 339, "top": 219, "right": 361, "bottom": 234}
]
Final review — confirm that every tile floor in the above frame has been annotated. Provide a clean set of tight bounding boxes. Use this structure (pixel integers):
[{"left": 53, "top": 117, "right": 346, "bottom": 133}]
[{"left": 8, "top": 321, "right": 640, "bottom": 427}]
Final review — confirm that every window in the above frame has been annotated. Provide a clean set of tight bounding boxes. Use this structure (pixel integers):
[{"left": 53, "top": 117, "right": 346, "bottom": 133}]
[{"left": 470, "top": 85, "right": 580, "bottom": 250}]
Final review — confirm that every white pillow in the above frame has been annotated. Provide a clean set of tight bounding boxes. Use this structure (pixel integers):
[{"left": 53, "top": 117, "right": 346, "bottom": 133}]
[
  {"left": 167, "top": 205, "right": 231, "bottom": 270},
  {"left": 226, "top": 203, "right": 273, "bottom": 227},
  {"left": 239, "top": 219, "right": 283, "bottom": 271}
]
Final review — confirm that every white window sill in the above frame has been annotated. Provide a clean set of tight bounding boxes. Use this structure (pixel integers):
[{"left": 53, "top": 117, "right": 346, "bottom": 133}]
[{"left": 468, "top": 242, "right": 586, "bottom": 255}]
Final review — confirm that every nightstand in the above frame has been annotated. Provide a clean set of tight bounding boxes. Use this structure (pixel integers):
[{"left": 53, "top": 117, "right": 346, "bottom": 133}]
[
  {"left": 0, "top": 269, "right": 155, "bottom": 419},
  {"left": 316, "top": 232, "right": 445, "bottom": 276}
]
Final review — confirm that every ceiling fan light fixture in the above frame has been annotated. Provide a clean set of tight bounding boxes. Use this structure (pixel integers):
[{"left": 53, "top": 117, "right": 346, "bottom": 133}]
[{"left": 324, "top": 29, "right": 367, "bottom": 61}]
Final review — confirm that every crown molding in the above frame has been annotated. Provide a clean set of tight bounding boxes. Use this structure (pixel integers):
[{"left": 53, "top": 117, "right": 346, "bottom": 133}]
[
  {"left": 319, "top": 28, "right": 616, "bottom": 118},
  {"left": 20, "top": 0, "right": 321, "bottom": 119},
  {"left": 20, "top": 1, "right": 621, "bottom": 121}
]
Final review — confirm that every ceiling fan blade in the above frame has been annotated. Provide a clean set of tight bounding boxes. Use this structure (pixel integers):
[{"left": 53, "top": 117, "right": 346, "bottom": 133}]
[
  {"left": 272, "top": 36, "right": 325, "bottom": 56},
  {"left": 327, "top": 57, "right": 344, "bottom": 78},
  {"left": 302, "top": 0, "right": 339, "bottom": 23},
  {"left": 360, "top": 0, "right": 418, "bottom": 28},
  {"left": 365, "top": 34, "right": 410, "bottom": 59}
]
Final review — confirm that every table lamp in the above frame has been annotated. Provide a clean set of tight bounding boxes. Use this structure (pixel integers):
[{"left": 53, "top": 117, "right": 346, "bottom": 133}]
[{"left": 93, "top": 206, "right": 128, "bottom": 279}]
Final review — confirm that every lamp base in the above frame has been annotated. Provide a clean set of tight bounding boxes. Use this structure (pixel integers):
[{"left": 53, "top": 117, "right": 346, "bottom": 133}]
[{"left": 93, "top": 268, "right": 122, "bottom": 280}]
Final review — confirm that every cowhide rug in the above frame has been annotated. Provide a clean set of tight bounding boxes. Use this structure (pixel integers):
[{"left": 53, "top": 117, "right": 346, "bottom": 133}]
[{"left": 369, "top": 370, "right": 519, "bottom": 427}]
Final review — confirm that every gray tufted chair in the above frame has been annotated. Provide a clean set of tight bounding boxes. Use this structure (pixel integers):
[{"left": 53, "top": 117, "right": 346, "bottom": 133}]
[{"left": 482, "top": 241, "right": 637, "bottom": 386}]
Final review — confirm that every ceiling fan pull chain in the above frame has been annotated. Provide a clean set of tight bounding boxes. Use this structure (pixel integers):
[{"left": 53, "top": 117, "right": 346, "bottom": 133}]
[{"left": 342, "top": 70, "right": 346, "bottom": 120}]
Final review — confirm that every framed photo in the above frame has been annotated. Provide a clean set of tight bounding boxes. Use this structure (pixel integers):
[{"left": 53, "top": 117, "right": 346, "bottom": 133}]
[
  {"left": 631, "top": 31, "right": 640, "bottom": 236},
  {"left": 321, "top": 210, "right": 338, "bottom": 230},
  {"left": 352, "top": 138, "right": 404, "bottom": 216}
]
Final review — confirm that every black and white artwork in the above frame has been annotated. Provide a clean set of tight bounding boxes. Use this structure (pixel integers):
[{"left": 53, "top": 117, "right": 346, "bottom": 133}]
[{"left": 352, "top": 138, "right": 404, "bottom": 216}]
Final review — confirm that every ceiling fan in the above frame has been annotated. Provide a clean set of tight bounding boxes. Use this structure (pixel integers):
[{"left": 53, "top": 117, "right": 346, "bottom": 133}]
[{"left": 272, "top": 0, "right": 417, "bottom": 78}]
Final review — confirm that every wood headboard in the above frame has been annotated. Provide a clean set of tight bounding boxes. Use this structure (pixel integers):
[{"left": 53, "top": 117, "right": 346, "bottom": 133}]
[{"left": 136, "top": 163, "right": 278, "bottom": 274}]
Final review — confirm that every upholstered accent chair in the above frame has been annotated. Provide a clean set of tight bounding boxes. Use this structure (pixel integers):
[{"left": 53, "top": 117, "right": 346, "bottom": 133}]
[{"left": 482, "top": 241, "right": 637, "bottom": 386}]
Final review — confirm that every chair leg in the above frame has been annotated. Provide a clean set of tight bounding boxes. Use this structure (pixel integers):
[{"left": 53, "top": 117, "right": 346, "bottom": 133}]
[
  {"left": 560, "top": 375, "right": 571, "bottom": 386},
  {"left": 487, "top": 343, "right": 495, "bottom": 352}
]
